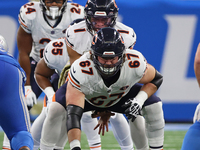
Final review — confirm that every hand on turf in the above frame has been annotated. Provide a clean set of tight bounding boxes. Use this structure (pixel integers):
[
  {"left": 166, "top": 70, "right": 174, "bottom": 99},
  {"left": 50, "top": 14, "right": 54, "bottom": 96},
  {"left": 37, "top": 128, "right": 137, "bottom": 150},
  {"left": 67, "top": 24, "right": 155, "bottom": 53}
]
[
  {"left": 93, "top": 111, "right": 115, "bottom": 136},
  {"left": 122, "top": 98, "right": 141, "bottom": 122},
  {"left": 25, "top": 85, "right": 37, "bottom": 108},
  {"left": 193, "top": 103, "right": 200, "bottom": 123}
]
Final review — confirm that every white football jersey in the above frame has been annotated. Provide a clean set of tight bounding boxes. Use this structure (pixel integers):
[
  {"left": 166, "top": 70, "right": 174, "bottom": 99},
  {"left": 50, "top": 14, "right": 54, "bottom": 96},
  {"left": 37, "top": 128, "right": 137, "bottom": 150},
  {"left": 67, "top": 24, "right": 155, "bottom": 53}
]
[
  {"left": 68, "top": 49, "right": 147, "bottom": 108},
  {"left": 66, "top": 20, "right": 136, "bottom": 55},
  {"left": 43, "top": 38, "right": 69, "bottom": 75},
  {"left": 18, "top": 1, "right": 84, "bottom": 62}
]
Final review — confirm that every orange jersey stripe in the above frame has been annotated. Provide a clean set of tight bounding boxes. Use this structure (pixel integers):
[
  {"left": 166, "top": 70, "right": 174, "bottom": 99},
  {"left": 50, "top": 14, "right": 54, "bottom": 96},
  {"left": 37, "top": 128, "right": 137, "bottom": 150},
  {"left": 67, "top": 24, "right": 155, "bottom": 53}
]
[
  {"left": 65, "top": 38, "right": 73, "bottom": 48},
  {"left": 68, "top": 72, "right": 80, "bottom": 88},
  {"left": 19, "top": 17, "right": 28, "bottom": 28}
]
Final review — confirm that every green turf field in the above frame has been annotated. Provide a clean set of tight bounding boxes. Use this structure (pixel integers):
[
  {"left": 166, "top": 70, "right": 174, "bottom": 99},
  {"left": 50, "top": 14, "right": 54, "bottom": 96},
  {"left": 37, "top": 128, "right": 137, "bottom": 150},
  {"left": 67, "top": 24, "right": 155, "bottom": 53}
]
[{"left": 0, "top": 130, "right": 187, "bottom": 150}]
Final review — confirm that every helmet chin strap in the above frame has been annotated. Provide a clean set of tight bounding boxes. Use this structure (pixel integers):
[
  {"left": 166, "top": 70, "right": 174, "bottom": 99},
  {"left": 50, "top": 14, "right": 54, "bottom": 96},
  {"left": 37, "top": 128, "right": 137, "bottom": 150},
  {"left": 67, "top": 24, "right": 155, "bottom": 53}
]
[{"left": 46, "top": 6, "right": 61, "bottom": 19}]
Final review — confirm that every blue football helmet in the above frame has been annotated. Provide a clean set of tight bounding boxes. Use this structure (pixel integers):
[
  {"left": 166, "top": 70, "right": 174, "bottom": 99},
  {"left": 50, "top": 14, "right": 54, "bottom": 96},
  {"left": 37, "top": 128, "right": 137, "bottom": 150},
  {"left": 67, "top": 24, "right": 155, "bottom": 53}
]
[
  {"left": 91, "top": 27, "right": 125, "bottom": 78},
  {"left": 84, "top": 0, "right": 119, "bottom": 35}
]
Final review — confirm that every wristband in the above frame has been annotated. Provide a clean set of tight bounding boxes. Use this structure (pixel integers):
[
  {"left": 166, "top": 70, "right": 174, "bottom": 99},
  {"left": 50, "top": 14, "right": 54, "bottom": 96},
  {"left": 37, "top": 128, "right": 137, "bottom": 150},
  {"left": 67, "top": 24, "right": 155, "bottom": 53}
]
[
  {"left": 135, "top": 91, "right": 148, "bottom": 107},
  {"left": 43, "top": 87, "right": 55, "bottom": 99}
]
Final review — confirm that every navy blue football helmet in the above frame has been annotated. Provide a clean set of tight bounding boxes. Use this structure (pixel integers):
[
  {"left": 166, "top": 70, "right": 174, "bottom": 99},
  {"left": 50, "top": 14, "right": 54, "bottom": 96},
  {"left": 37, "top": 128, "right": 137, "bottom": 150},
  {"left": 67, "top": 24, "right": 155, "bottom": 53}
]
[
  {"left": 91, "top": 27, "right": 125, "bottom": 78},
  {"left": 84, "top": 0, "right": 119, "bottom": 34}
]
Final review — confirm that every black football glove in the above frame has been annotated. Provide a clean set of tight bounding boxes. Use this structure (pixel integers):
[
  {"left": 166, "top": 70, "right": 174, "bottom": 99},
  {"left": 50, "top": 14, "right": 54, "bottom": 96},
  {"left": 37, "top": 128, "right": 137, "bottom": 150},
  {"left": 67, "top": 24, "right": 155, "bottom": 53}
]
[{"left": 122, "top": 98, "right": 142, "bottom": 122}]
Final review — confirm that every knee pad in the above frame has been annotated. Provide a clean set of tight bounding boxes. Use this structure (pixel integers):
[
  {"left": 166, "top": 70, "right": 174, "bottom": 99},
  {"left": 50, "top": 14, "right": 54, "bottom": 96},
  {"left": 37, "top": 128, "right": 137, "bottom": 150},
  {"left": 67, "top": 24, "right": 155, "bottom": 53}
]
[
  {"left": 10, "top": 131, "right": 33, "bottom": 150},
  {"left": 142, "top": 102, "right": 165, "bottom": 147}
]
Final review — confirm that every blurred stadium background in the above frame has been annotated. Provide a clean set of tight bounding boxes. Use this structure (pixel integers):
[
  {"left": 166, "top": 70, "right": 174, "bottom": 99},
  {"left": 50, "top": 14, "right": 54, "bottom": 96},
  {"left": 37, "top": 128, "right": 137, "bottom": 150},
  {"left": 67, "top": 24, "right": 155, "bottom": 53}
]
[{"left": 1, "top": 0, "right": 200, "bottom": 149}]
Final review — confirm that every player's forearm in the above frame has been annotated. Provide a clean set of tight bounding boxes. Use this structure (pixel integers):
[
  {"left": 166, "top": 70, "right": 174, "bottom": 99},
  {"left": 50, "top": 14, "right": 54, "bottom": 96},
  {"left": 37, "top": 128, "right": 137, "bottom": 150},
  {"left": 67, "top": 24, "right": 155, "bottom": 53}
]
[
  {"left": 35, "top": 74, "right": 55, "bottom": 99},
  {"left": 18, "top": 54, "right": 31, "bottom": 85},
  {"left": 137, "top": 68, "right": 163, "bottom": 106},
  {"left": 135, "top": 83, "right": 157, "bottom": 106},
  {"left": 35, "top": 73, "right": 52, "bottom": 90},
  {"left": 140, "top": 83, "right": 157, "bottom": 97}
]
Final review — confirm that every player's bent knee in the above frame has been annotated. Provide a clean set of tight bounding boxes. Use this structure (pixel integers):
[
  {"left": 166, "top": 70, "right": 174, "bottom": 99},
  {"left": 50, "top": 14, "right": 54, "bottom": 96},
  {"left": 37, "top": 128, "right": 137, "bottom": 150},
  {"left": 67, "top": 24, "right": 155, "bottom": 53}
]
[
  {"left": 10, "top": 131, "right": 33, "bottom": 150},
  {"left": 142, "top": 102, "right": 164, "bottom": 147},
  {"left": 143, "top": 102, "right": 165, "bottom": 133},
  {"left": 143, "top": 102, "right": 164, "bottom": 126},
  {"left": 48, "top": 102, "right": 66, "bottom": 120}
]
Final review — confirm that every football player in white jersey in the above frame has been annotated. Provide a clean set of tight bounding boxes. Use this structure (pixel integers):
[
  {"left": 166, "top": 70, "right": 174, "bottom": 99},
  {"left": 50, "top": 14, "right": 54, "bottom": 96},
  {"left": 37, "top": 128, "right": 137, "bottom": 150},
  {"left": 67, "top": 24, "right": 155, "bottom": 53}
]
[
  {"left": 56, "top": 27, "right": 164, "bottom": 150},
  {"left": 2, "top": 0, "right": 85, "bottom": 150},
  {"left": 36, "top": 0, "right": 136, "bottom": 149},
  {"left": 18, "top": 0, "right": 84, "bottom": 109},
  {"left": 64, "top": 0, "right": 165, "bottom": 150},
  {"left": 36, "top": 18, "right": 134, "bottom": 150},
  {"left": 38, "top": 0, "right": 165, "bottom": 150},
  {"left": 34, "top": 36, "right": 102, "bottom": 150}
]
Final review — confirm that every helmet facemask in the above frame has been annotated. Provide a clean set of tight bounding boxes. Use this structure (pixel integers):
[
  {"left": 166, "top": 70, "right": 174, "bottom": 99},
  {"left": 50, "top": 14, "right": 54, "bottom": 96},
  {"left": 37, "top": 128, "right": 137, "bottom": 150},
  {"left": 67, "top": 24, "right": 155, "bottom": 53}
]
[
  {"left": 40, "top": 0, "right": 67, "bottom": 20},
  {"left": 85, "top": 0, "right": 118, "bottom": 35},
  {"left": 93, "top": 54, "right": 123, "bottom": 78},
  {"left": 91, "top": 27, "right": 125, "bottom": 78}
]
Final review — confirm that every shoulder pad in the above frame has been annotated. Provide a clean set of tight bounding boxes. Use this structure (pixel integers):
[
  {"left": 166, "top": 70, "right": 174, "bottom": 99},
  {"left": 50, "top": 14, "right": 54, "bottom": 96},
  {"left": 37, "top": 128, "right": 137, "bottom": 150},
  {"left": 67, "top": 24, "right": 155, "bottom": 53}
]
[
  {"left": 115, "top": 22, "right": 137, "bottom": 49},
  {"left": 19, "top": 2, "right": 39, "bottom": 21},
  {"left": 68, "top": 52, "right": 93, "bottom": 90},
  {"left": 18, "top": 2, "right": 39, "bottom": 32},
  {"left": 124, "top": 49, "right": 147, "bottom": 78},
  {"left": 65, "top": 21, "right": 87, "bottom": 52},
  {"left": 44, "top": 38, "right": 69, "bottom": 71},
  {"left": 66, "top": 3, "right": 85, "bottom": 19}
]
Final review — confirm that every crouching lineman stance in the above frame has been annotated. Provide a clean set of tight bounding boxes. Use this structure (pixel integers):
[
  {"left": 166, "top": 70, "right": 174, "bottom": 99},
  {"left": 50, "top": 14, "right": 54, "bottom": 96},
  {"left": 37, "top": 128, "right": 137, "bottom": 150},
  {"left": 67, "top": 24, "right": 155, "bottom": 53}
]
[
  {"left": 54, "top": 27, "right": 164, "bottom": 150},
  {"left": 65, "top": 0, "right": 164, "bottom": 149},
  {"left": 0, "top": 35, "right": 33, "bottom": 150}
]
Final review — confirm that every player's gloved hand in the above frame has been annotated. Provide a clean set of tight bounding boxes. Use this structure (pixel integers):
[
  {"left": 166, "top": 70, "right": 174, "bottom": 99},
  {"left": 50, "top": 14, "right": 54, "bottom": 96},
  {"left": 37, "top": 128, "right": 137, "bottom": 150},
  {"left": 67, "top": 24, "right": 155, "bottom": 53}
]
[
  {"left": 25, "top": 85, "right": 37, "bottom": 108},
  {"left": 122, "top": 98, "right": 142, "bottom": 122},
  {"left": 193, "top": 103, "right": 200, "bottom": 123}
]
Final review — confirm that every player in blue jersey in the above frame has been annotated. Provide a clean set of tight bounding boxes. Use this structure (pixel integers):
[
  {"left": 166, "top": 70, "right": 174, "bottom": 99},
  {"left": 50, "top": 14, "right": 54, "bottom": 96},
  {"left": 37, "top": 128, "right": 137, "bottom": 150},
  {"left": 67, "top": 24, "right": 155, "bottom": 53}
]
[
  {"left": 181, "top": 43, "right": 200, "bottom": 150},
  {"left": 0, "top": 35, "right": 33, "bottom": 150}
]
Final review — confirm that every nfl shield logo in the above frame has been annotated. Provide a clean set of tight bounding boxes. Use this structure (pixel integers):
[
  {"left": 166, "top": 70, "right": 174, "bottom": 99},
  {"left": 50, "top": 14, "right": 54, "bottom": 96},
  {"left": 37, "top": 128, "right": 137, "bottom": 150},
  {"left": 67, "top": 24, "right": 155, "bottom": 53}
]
[{"left": 51, "top": 31, "right": 55, "bottom": 34}]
